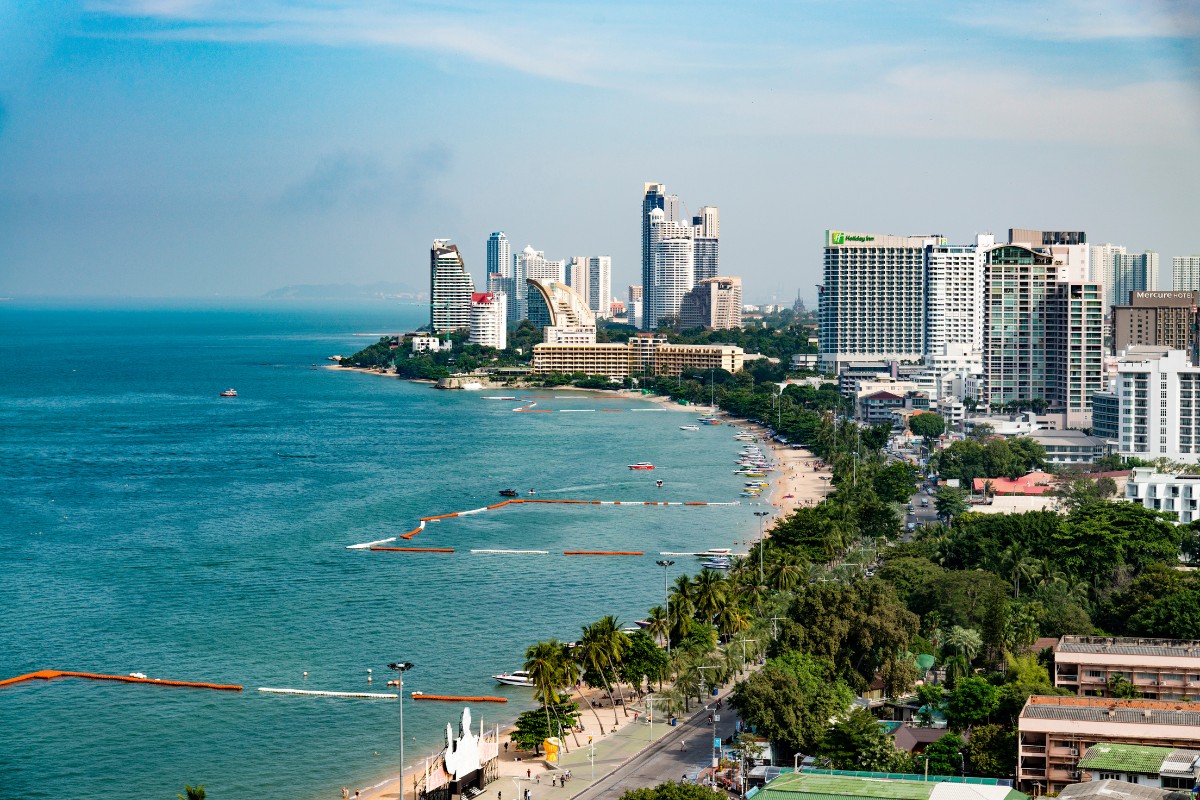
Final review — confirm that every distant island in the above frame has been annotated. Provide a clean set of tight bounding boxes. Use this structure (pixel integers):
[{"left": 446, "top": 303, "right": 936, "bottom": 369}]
[{"left": 263, "top": 282, "right": 428, "bottom": 301}]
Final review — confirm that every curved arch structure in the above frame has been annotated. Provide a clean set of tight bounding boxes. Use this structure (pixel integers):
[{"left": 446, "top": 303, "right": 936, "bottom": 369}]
[{"left": 526, "top": 278, "right": 597, "bottom": 344}]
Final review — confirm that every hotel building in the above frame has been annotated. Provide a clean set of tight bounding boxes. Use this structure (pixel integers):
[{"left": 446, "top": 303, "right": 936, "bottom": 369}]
[
  {"left": 515, "top": 245, "right": 565, "bottom": 320},
  {"left": 430, "top": 239, "right": 475, "bottom": 334},
  {"left": 692, "top": 206, "right": 720, "bottom": 282},
  {"left": 1111, "top": 292, "right": 1200, "bottom": 361},
  {"left": 468, "top": 292, "right": 507, "bottom": 350},
  {"left": 525, "top": 279, "right": 596, "bottom": 345},
  {"left": 1017, "top": 696, "right": 1200, "bottom": 793},
  {"left": 568, "top": 256, "right": 612, "bottom": 320},
  {"left": 532, "top": 333, "right": 743, "bottom": 380},
  {"left": 680, "top": 276, "right": 743, "bottom": 330},
  {"left": 818, "top": 230, "right": 939, "bottom": 371},
  {"left": 645, "top": 207, "right": 695, "bottom": 329}
]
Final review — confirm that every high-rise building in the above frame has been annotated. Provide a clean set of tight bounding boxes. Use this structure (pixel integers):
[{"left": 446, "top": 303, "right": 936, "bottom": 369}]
[
  {"left": 468, "top": 292, "right": 507, "bottom": 350},
  {"left": 430, "top": 239, "right": 474, "bottom": 334},
  {"left": 692, "top": 206, "right": 720, "bottom": 282},
  {"left": 1090, "top": 242, "right": 1125, "bottom": 310},
  {"left": 680, "top": 277, "right": 742, "bottom": 329},
  {"left": 1109, "top": 250, "right": 1159, "bottom": 308},
  {"left": 571, "top": 256, "right": 612, "bottom": 321},
  {"left": 982, "top": 243, "right": 1103, "bottom": 426},
  {"left": 525, "top": 279, "right": 596, "bottom": 345},
  {"left": 1111, "top": 291, "right": 1200, "bottom": 361},
  {"left": 1116, "top": 347, "right": 1200, "bottom": 463},
  {"left": 641, "top": 183, "right": 668, "bottom": 328},
  {"left": 628, "top": 285, "right": 643, "bottom": 303},
  {"left": 486, "top": 231, "right": 511, "bottom": 279},
  {"left": 646, "top": 208, "right": 694, "bottom": 329},
  {"left": 1173, "top": 256, "right": 1200, "bottom": 291},
  {"left": 818, "top": 230, "right": 938, "bottom": 371},
  {"left": 487, "top": 271, "right": 517, "bottom": 322},
  {"left": 567, "top": 257, "right": 589, "bottom": 308},
  {"left": 514, "top": 246, "right": 565, "bottom": 321},
  {"left": 925, "top": 234, "right": 990, "bottom": 357},
  {"left": 1009, "top": 229, "right": 1090, "bottom": 280}
]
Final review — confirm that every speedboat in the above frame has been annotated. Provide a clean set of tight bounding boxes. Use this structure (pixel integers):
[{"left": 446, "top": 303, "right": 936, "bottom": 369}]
[
  {"left": 219, "top": 388, "right": 237, "bottom": 397},
  {"left": 697, "top": 417, "right": 721, "bottom": 425},
  {"left": 696, "top": 548, "right": 733, "bottom": 558},
  {"left": 679, "top": 425, "right": 700, "bottom": 431},
  {"left": 628, "top": 463, "right": 655, "bottom": 470},
  {"left": 499, "top": 489, "right": 519, "bottom": 497},
  {"left": 701, "top": 559, "right": 731, "bottom": 570},
  {"left": 492, "top": 670, "right": 535, "bottom": 687}
]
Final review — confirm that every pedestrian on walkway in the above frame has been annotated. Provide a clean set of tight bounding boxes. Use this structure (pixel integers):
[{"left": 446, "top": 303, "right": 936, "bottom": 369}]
[
  {"left": 527, "top": 769, "right": 531, "bottom": 779},
  {"left": 680, "top": 739, "right": 687, "bottom": 751}
]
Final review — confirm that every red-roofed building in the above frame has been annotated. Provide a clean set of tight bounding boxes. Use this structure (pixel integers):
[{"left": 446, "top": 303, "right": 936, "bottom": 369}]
[
  {"left": 469, "top": 291, "right": 507, "bottom": 350},
  {"left": 973, "top": 471, "right": 1057, "bottom": 496}
]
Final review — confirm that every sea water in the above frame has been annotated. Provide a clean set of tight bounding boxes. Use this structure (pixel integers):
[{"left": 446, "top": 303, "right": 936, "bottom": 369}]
[{"left": 0, "top": 301, "right": 761, "bottom": 799}]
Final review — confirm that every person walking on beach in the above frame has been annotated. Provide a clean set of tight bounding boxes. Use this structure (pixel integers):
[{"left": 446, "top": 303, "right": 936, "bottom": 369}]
[
  {"left": 680, "top": 739, "right": 686, "bottom": 751},
  {"left": 342, "top": 788, "right": 349, "bottom": 800}
]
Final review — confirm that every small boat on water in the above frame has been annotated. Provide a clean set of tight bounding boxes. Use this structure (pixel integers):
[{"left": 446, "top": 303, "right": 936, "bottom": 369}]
[
  {"left": 701, "top": 559, "right": 731, "bottom": 570},
  {"left": 697, "top": 416, "right": 721, "bottom": 425},
  {"left": 492, "top": 670, "right": 535, "bottom": 687},
  {"left": 679, "top": 425, "right": 700, "bottom": 431},
  {"left": 628, "top": 462, "right": 655, "bottom": 470},
  {"left": 696, "top": 548, "right": 733, "bottom": 558},
  {"left": 219, "top": 388, "right": 237, "bottom": 397},
  {"left": 499, "top": 489, "right": 519, "bottom": 497},
  {"left": 482, "top": 396, "right": 518, "bottom": 400}
]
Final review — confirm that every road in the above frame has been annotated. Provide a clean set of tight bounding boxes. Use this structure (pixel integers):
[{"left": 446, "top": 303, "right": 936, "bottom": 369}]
[{"left": 573, "top": 689, "right": 743, "bottom": 800}]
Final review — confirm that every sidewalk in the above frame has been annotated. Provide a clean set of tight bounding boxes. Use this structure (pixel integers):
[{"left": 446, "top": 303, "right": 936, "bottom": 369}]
[{"left": 487, "top": 680, "right": 744, "bottom": 800}]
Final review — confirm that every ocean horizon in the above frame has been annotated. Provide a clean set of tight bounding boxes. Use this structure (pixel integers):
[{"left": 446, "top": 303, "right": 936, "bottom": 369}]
[{"left": 0, "top": 301, "right": 762, "bottom": 799}]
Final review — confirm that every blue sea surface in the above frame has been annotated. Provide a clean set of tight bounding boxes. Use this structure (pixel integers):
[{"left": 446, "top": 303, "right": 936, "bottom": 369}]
[{"left": 0, "top": 301, "right": 760, "bottom": 799}]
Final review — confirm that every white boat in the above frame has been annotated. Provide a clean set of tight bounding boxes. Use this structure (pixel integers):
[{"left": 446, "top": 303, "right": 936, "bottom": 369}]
[
  {"left": 696, "top": 548, "right": 733, "bottom": 558},
  {"left": 492, "top": 670, "right": 535, "bottom": 687},
  {"left": 219, "top": 388, "right": 237, "bottom": 397},
  {"left": 679, "top": 425, "right": 700, "bottom": 431}
]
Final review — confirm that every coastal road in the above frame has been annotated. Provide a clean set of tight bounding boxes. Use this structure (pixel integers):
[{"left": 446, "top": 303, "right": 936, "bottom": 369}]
[{"left": 572, "top": 689, "right": 742, "bottom": 800}]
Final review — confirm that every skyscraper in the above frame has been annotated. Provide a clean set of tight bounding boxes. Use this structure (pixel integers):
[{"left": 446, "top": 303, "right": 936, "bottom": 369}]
[
  {"left": 515, "top": 246, "right": 565, "bottom": 321},
  {"left": 1173, "top": 256, "right": 1200, "bottom": 291},
  {"left": 646, "top": 208, "right": 694, "bottom": 329},
  {"left": 567, "top": 257, "right": 589, "bottom": 308},
  {"left": 1090, "top": 242, "right": 1126, "bottom": 309},
  {"left": 692, "top": 206, "right": 720, "bottom": 282},
  {"left": 570, "top": 256, "right": 612, "bottom": 320},
  {"left": 641, "top": 183, "right": 667, "bottom": 329},
  {"left": 818, "top": 230, "right": 937, "bottom": 371},
  {"left": 925, "top": 234, "right": 990, "bottom": 357},
  {"left": 1110, "top": 251, "right": 1159, "bottom": 307},
  {"left": 429, "top": 239, "right": 475, "bottom": 334},
  {"left": 486, "top": 231, "right": 511, "bottom": 279}
]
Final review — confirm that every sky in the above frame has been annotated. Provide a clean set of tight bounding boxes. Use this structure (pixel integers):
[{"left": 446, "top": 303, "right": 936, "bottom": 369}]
[{"left": 1, "top": 1, "right": 1199, "bottom": 303}]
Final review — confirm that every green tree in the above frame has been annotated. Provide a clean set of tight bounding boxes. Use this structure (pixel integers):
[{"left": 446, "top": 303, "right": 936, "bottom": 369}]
[
  {"left": 967, "top": 422, "right": 994, "bottom": 441},
  {"left": 915, "top": 684, "right": 944, "bottom": 727},
  {"left": 1108, "top": 672, "right": 1143, "bottom": 699},
  {"left": 525, "top": 639, "right": 575, "bottom": 747},
  {"left": 923, "top": 733, "right": 966, "bottom": 776},
  {"left": 874, "top": 462, "right": 919, "bottom": 504},
  {"left": 620, "top": 783, "right": 725, "bottom": 800},
  {"left": 964, "top": 724, "right": 1017, "bottom": 778},
  {"left": 730, "top": 653, "right": 853, "bottom": 757},
  {"left": 620, "top": 631, "right": 670, "bottom": 693},
  {"left": 944, "top": 676, "right": 999, "bottom": 732},
  {"left": 910, "top": 413, "right": 946, "bottom": 439},
  {"left": 934, "top": 487, "right": 970, "bottom": 523},
  {"left": 818, "top": 707, "right": 909, "bottom": 771}
]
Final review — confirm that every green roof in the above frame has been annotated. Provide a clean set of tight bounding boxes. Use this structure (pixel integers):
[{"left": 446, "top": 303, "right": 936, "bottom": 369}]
[
  {"left": 1078, "top": 743, "right": 1173, "bottom": 774},
  {"left": 757, "top": 772, "right": 934, "bottom": 800}
]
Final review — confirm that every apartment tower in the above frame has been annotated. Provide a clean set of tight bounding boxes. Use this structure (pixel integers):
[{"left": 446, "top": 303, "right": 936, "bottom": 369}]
[{"left": 429, "top": 239, "right": 475, "bottom": 334}]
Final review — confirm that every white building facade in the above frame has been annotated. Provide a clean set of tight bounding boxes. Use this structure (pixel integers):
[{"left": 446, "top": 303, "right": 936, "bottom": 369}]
[
  {"left": 925, "top": 235, "right": 990, "bottom": 356},
  {"left": 646, "top": 207, "right": 694, "bottom": 329},
  {"left": 1116, "top": 347, "right": 1200, "bottom": 464},
  {"left": 515, "top": 245, "right": 565, "bottom": 321},
  {"left": 1172, "top": 256, "right": 1200, "bottom": 292},
  {"left": 430, "top": 239, "right": 475, "bottom": 334},
  {"left": 1127, "top": 467, "right": 1200, "bottom": 524},
  {"left": 468, "top": 291, "right": 507, "bottom": 350}
]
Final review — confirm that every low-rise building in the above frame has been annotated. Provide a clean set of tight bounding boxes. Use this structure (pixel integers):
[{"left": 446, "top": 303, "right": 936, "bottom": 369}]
[
  {"left": 1017, "top": 696, "right": 1200, "bottom": 793},
  {"left": 1059, "top": 779, "right": 1179, "bottom": 800},
  {"left": 1077, "top": 743, "right": 1200, "bottom": 791},
  {"left": 1126, "top": 468, "right": 1200, "bottom": 525},
  {"left": 1054, "top": 636, "right": 1200, "bottom": 698},
  {"left": 531, "top": 335, "right": 743, "bottom": 381},
  {"left": 1027, "top": 429, "right": 1110, "bottom": 465},
  {"left": 1116, "top": 348, "right": 1200, "bottom": 464},
  {"left": 411, "top": 335, "right": 453, "bottom": 353}
]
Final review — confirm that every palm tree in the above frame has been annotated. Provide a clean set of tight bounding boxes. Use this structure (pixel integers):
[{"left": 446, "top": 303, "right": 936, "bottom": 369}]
[
  {"left": 593, "top": 615, "right": 632, "bottom": 715},
  {"left": 943, "top": 625, "right": 983, "bottom": 662},
  {"left": 178, "top": 787, "right": 205, "bottom": 800},
  {"left": 693, "top": 569, "right": 727, "bottom": 624},
  {"left": 667, "top": 591, "right": 694, "bottom": 645},
  {"left": 716, "top": 603, "right": 749, "bottom": 641},
  {"left": 771, "top": 552, "right": 807, "bottom": 591},
  {"left": 578, "top": 623, "right": 622, "bottom": 727},
  {"left": 525, "top": 639, "right": 570, "bottom": 749},
  {"left": 645, "top": 605, "right": 670, "bottom": 651}
]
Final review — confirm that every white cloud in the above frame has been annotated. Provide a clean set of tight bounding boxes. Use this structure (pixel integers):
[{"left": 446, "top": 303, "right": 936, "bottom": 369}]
[{"left": 951, "top": 0, "right": 1200, "bottom": 41}]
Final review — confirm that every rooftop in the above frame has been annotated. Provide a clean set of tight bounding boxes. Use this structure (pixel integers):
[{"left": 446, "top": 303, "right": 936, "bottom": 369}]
[
  {"left": 1021, "top": 696, "right": 1200, "bottom": 727},
  {"left": 1057, "top": 635, "right": 1200, "bottom": 659},
  {"left": 1058, "top": 780, "right": 1177, "bottom": 800},
  {"left": 1077, "top": 743, "right": 1176, "bottom": 774},
  {"left": 756, "top": 771, "right": 1023, "bottom": 800}
]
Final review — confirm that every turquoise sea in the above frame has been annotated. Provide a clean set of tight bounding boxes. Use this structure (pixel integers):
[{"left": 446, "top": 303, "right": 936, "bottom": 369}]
[{"left": 0, "top": 301, "right": 761, "bottom": 800}]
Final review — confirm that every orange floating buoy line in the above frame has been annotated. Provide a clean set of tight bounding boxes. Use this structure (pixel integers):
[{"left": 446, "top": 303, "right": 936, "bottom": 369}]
[
  {"left": 369, "top": 547, "right": 455, "bottom": 553},
  {"left": 0, "top": 670, "right": 243, "bottom": 692},
  {"left": 411, "top": 692, "right": 507, "bottom": 703},
  {"left": 563, "top": 551, "right": 645, "bottom": 556},
  {"left": 345, "top": 497, "right": 741, "bottom": 548}
]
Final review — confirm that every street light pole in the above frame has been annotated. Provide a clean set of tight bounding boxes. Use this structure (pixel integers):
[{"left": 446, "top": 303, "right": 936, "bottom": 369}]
[
  {"left": 655, "top": 559, "right": 674, "bottom": 655},
  {"left": 753, "top": 511, "right": 769, "bottom": 585},
  {"left": 388, "top": 661, "right": 414, "bottom": 800},
  {"left": 819, "top": 476, "right": 830, "bottom": 504}
]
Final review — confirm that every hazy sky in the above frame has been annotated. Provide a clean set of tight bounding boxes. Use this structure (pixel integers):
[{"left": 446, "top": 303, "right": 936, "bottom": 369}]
[{"left": 2, "top": 1, "right": 1199, "bottom": 303}]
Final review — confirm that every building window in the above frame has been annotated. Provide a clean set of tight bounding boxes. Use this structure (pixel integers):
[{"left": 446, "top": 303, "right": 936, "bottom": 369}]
[
  {"left": 1162, "top": 777, "right": 1193, "bottom": 790},
  {"left": 1099, "top": 773, "right": 1122, "bottom": 782}
]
